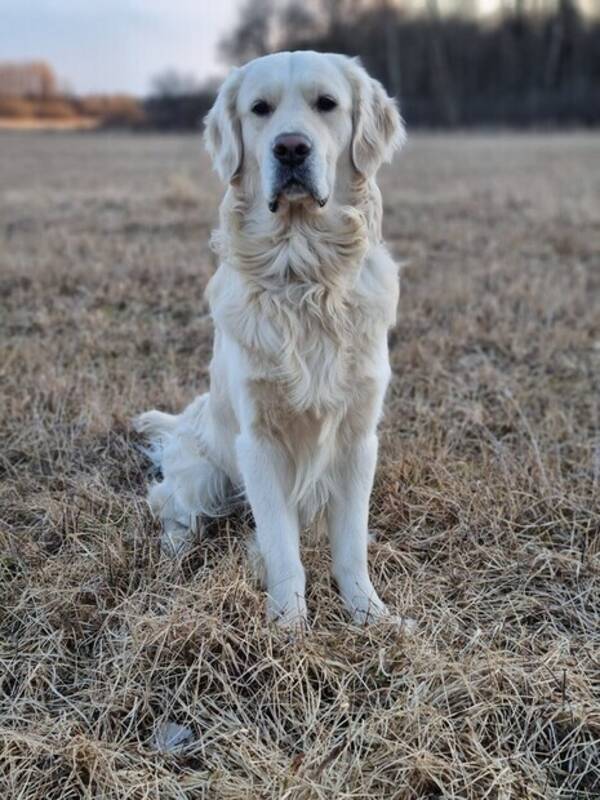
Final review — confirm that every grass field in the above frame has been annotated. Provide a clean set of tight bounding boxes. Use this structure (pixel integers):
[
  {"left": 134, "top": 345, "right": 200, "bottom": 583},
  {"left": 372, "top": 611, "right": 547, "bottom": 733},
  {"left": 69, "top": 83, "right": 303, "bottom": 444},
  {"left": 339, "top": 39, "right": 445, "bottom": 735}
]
[{"left": 1, "top": 131, "right": 599, "bottom": 799}]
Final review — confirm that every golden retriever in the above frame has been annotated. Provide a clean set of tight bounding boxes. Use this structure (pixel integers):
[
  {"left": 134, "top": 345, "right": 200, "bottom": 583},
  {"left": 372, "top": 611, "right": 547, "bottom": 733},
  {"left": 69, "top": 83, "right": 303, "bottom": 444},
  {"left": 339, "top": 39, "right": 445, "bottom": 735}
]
[{"left": 136, "top": 51, "right": 411, "bottom": 629}]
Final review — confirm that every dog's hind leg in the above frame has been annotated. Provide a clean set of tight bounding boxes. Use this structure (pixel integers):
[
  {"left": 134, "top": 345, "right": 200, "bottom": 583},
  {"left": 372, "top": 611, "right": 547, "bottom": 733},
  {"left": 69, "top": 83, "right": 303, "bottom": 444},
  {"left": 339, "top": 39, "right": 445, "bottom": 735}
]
[{"left": 135, "top": 395, "right": 234, "bottom": 556}]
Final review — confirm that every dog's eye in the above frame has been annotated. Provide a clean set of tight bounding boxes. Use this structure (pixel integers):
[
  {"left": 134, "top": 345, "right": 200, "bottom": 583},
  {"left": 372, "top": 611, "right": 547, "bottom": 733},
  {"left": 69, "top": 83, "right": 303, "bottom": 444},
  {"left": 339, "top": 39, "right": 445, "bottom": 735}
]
[
  {"left": 316, "top": 95, "right": 337, "bottom": 112},
  {"left": 251, "top": 100, "right": 272, "bottom": 117}
]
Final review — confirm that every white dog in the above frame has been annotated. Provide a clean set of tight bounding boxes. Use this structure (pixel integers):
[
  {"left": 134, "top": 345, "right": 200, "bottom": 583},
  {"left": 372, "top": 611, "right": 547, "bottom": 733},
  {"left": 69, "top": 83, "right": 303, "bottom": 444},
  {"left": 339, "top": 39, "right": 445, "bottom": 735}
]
[{"left": 136, "top": 51, "right": 408, "bottom": 628}]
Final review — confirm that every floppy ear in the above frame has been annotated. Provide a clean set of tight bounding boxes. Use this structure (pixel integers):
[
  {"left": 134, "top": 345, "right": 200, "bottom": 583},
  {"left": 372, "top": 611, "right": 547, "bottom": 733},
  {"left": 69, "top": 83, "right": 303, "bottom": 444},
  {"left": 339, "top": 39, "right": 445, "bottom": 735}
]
[
  {"left": 204, "top": 68, "right": 243, "bottom": 183},
  {"left": 347, "top": 58, "right": 406, "bottom": 178}
]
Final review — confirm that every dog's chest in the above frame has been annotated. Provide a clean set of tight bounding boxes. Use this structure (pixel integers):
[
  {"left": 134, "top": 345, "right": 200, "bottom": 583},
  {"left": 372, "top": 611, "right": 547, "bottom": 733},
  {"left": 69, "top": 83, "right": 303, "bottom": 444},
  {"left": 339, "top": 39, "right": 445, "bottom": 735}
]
[
  {"left": 208, "top": 247, "right": 397, "bottom": 441},
  {"left": 247, "top": 302, "right": 384, "bottom": 521},
  {"left": 270, "top": 292, "right": 369, "bottom": 407},
  {"left": 249, "top": 291, "right": 382, "bottom": 441}
]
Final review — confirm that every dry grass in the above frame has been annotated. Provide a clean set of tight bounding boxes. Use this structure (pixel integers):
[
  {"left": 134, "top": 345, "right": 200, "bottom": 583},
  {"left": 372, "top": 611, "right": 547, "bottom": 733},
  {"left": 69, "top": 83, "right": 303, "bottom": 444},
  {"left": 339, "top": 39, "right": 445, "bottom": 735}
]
[
  {"left": 0, "top": 118, "right": 100, "bottom": 131},
  {"left": 1, "top": 131, "right": 599, "bottom": 799}
]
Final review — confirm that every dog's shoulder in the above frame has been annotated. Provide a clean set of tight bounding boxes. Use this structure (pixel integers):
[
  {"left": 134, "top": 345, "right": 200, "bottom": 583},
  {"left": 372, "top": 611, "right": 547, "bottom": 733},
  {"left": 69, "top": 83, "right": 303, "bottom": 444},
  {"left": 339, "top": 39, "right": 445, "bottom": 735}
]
[{"left": 352, "top": 243, "right": 400, "bottom": 329}]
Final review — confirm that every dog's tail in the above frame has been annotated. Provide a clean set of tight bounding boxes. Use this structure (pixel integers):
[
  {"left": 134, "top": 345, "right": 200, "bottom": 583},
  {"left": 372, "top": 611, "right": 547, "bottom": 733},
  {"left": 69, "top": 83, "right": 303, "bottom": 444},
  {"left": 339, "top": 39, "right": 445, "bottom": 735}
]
[
  {"left": 133, "top": 409, "right": 178, "bottom": 469},
  {"left": 134, "top": 409, "right": 178, "bottom": 439},
  {"left": 134, "top": 398, "right": 239, "bottom": 555}
]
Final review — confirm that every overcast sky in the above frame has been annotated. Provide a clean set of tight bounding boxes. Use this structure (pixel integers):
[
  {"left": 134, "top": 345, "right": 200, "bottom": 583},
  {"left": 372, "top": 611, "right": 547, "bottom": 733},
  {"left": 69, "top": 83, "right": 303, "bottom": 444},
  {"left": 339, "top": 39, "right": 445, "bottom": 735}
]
[
  {"left": 3, "top": 1, "right": 598, "bottom": 95},
  {"left": 2, "top": 0, "right": 241, "bottom": 95}
]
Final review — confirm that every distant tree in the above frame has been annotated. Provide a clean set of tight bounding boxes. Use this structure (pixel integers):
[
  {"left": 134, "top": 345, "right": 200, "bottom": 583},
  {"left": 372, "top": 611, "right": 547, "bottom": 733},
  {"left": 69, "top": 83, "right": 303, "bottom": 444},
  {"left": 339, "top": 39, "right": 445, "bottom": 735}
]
[
  {"left": 77, "top": 95, "right": 145, "bottom": 127},
  {"left": 0, "top": 96, "right": 36, "bottom": 117},
  {"left": 151, "top": 69, "right": 199, "bottom": 98},
  {"left": 0, "top": 61, "right": 57, "bottom": 98},
  {"left": 275, "top": 2, "right": 321, "bottom": 46},
  {"left": 145, "top": 70, "right": 217, "bottom": 130},
  {"left": 219, "top": 0, "right": 600, "bottom": 127},
  {"left": 220, "top": 0, "right": 275, "bottom": 63},
  {"left": 34, "top": 97, "right": 77, "bottom": 119}
]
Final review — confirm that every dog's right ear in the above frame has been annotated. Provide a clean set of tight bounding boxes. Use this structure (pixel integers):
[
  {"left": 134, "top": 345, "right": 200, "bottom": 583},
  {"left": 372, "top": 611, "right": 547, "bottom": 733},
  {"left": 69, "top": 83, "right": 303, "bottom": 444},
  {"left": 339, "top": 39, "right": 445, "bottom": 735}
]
[{"left": 204, "top": 68, "right": 243, "bottom": 183}]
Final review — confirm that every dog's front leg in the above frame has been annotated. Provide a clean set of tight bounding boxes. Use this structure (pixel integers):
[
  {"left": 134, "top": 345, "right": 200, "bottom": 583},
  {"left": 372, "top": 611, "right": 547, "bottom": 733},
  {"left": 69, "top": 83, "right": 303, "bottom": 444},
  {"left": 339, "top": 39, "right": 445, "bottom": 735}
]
[
  {"left": 327, "top": 434, "right": 389, "bottom": 624},
  {"left": 236, "top": 434, "right": 307, "bottom": 627}
]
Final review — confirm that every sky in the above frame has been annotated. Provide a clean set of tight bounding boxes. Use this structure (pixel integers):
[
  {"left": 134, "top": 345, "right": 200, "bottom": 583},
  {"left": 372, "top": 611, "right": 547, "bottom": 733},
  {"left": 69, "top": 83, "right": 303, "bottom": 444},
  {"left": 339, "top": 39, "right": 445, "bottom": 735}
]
[
  {"left": 2, "top": 1, "right": 598, "bottom": 96},
  {"left": 1, "top": 0, "right": 241, "bottom": 95}
]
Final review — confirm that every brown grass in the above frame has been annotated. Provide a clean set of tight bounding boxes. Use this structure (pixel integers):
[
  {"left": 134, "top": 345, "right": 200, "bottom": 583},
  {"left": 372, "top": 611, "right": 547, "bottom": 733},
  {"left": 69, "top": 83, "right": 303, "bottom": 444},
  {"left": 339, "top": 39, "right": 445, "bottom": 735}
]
[
  {"left": 0, "top": 131, "right": 599, "bottom": 799},
  {"left": 0, "top": 118, "right": 100, "bottom": 131}
]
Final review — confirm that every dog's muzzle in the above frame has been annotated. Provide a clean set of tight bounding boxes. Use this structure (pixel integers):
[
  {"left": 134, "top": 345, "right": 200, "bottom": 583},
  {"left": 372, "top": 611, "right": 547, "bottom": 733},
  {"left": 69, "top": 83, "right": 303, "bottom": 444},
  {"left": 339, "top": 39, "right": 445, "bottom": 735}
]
[{"left": 268, "top": 132, "right": 327, "bottom": 213}]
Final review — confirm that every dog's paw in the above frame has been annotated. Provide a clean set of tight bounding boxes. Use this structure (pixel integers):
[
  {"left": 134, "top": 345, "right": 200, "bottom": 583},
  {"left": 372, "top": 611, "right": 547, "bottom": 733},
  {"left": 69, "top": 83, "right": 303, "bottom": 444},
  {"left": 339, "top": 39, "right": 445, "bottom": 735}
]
[
  {"left": 272, "top": 611, "right": 309, "bottom": 643},
  {"left": 267, "top": 592, "right": 308, "bottom": 633},
  {"left": 160, "top": 521, "right": 193, "bottom": 558}
]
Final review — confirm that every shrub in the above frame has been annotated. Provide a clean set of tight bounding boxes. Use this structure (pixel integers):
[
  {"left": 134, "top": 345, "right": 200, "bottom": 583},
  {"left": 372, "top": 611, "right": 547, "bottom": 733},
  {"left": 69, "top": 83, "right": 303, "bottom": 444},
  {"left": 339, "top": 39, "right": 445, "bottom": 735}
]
[
  {"left": 35, "top": 97, "right": 78, "bottom": 119},
  {"left": 0, "top": 96, "right": 36, "bottom": 117}
]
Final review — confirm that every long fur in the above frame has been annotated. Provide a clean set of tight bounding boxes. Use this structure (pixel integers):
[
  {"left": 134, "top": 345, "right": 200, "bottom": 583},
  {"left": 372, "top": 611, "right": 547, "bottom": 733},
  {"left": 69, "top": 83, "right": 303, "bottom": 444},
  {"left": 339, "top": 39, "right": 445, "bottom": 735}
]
[{"left": 135, "top": 52, "right": 409, "bottom": 627}]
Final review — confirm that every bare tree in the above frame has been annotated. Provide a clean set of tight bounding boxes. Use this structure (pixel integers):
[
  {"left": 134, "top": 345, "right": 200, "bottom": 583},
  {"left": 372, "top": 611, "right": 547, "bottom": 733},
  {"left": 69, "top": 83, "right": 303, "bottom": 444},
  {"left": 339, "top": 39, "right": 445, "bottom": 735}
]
[
  {"left": 151, "top": 69, "right": 198, "bottom": 98},
  {"left": 218, "top": 0, "right": 600, "bottom": 127},
  {"left": 0, "top": 61, "right": 57, "bottom": 98},
  {"left": 220, "top": 0, "right": 275, "bottom": 64}
]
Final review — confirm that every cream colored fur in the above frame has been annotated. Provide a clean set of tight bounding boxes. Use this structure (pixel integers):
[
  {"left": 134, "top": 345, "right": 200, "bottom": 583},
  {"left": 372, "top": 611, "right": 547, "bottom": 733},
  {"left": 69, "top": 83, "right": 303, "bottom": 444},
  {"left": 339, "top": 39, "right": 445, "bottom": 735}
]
[{"left": 135, "top": 51, "right": 411, "bottom": 629}]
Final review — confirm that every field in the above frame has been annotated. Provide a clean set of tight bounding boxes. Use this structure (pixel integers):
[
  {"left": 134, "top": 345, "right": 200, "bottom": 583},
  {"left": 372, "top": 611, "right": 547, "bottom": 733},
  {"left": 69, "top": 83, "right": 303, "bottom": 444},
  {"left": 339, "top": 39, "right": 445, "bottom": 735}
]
[{"left": 1, "top": 131, "right": 599, "bottom": 799}]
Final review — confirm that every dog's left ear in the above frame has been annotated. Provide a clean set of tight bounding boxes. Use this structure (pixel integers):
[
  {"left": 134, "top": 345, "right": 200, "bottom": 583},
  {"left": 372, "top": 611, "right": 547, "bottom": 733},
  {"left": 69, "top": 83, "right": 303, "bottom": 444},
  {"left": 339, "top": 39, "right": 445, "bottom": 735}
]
[
  {"left": 204, "top": 67, "right": 243, "bottom": 183},
  {"left": 345, "top": 58, "right": 406, "bottom": 178}
]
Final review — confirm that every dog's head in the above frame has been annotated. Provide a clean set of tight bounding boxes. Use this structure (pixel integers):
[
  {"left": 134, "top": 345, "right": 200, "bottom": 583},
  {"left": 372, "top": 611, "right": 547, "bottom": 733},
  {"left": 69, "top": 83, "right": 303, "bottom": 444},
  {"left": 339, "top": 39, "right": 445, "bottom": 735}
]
[{"left": 204, "top": 51, "right": 405, "bottom": 214}]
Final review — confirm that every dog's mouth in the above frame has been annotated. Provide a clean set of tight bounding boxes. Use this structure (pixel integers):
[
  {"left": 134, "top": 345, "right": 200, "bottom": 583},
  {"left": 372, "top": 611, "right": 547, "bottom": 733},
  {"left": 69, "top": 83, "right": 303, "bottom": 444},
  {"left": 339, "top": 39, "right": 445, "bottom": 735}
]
[{"left": 268, "top": 171, "right": 327, "bottom": 213}]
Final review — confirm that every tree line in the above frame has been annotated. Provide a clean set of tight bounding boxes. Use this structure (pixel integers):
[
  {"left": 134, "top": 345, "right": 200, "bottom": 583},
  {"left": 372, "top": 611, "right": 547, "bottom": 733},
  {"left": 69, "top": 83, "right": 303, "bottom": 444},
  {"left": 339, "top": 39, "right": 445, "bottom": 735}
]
[
  {"left": 216, "top": 0, "right": 600, "bottom": 127},
  {"left": 2, "top": 2, "right": 598, "bottom": 130},
  {"left": 0, "top": 61, "right": 144, "bottom": 127}
]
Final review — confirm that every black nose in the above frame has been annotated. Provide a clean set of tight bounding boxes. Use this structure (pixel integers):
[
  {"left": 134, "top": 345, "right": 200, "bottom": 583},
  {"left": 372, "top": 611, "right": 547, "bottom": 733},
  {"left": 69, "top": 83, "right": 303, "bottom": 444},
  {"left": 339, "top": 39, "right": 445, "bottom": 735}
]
[{"left": 273, "top": 133, "right": 312, "bottom": 166}]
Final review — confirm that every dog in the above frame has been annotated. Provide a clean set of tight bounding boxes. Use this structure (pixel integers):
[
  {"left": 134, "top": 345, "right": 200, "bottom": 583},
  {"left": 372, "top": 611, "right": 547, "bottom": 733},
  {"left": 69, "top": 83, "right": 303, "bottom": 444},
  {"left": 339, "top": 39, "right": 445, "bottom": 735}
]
[{"left": 135, "top": 51, "right": 410, "bottom": 629}]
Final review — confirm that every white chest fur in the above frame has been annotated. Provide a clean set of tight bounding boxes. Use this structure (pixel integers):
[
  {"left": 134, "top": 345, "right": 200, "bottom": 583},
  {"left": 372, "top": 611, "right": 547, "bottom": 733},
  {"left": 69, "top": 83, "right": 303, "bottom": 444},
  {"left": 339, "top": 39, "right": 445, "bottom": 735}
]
[{"left": 206, "top": 241, "right": 398, "bottom": 519}]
